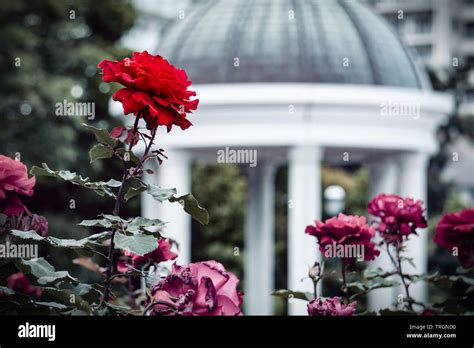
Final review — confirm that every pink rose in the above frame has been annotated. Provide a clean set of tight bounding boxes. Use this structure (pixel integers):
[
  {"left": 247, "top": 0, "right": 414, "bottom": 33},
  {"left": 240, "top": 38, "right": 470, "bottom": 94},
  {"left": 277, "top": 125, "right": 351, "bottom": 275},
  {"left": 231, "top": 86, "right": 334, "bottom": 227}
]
[
  {"left": 19, "top": 214, "right": 49, "bottom": 236},
  {"left": 305, "top": 213, "right": 379, "bottom": 264},
  {"left": 118, "top": 238, "right": 177, "bottom": 272},
  {"left": 147, "top": 260, "right": 243, "bottom": 316},
  {"left": 0, "top": 155, "right": 35, "bottom": 216},
  {"left": 307, "top": 297, "right": 356, "bottom": 316},
  {"left": 6, "top": 272, "right": 42, "bottom": 297},
  {"left": 434, "top": 208, "right": 474, "bottom": 269},
  {"left": 368, "top": 194, "right": 427, "bottom": 244}
]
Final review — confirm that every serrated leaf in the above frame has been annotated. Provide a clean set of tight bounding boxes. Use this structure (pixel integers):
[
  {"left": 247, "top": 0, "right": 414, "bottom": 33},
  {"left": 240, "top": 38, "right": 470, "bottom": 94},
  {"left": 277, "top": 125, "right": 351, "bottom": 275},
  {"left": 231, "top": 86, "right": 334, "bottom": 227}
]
[
  {"left": 78, "top": 219, "right": 114, "bottom": 228},
  {"left": 83, "top": 123, "right": 118, "bottom": 147},
  {"left": 124, "top": 186, "right": 147, "bottom": 201},
  {"left": 114, "top": 233, "right": 158, "bottom": 256},
  {"left": 169, "top": 193, "right": 209, "bottom": 225},
  {"left": 10, "top": 230, "right": 45, "bottom": 241},
  {"left": 41, "top": 288, "right": 92, "bottom": 314},
  {"left": 18, "top": 258, "right": 72, "bottom": 285},
  {"left": 104, "top": 179, "right": 122, "bottom": 187},
  {"left": 12, "top": 230, "right": 109, "bottom": 255},
  {"left": 127, "top": 217, "right": 165, "bottom": 234},
  {"left": 29, "top": 163, "right": 117, "bottom": 198},
  {"left": 89, "top": 144, "right": 113, "bottom": 163},
  {"left": 146, "top": 185, "right": 176, "bottom": 202}
]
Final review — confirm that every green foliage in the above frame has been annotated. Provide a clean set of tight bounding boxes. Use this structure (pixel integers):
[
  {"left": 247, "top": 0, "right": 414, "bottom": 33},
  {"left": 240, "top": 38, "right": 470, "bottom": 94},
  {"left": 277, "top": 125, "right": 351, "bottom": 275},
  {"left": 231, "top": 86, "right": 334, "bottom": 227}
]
[{"left": 191, "top": 164, "right": 246, "bottom": 280}]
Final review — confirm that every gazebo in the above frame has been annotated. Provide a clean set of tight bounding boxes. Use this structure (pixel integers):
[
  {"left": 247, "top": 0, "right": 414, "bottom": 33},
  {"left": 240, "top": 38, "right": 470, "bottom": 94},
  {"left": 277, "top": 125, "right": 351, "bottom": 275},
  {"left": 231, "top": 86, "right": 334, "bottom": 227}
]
[{"left": 136, "top": 0, "right": 453, "bottom": 315}]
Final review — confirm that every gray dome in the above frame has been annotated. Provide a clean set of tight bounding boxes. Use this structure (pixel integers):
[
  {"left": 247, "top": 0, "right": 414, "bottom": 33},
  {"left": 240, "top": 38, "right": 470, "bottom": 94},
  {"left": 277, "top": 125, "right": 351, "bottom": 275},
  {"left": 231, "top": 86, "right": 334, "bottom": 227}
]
[{"left": 157, "top": 0, "right": 426, "bottom": 89}]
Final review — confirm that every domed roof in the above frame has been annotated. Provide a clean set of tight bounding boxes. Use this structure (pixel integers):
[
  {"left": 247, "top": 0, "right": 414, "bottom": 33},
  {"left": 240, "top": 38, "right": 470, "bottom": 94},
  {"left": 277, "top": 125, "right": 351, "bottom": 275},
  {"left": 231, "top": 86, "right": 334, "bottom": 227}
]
[{"left": 157, "top": 0, "right": 427, "bottom": 89}]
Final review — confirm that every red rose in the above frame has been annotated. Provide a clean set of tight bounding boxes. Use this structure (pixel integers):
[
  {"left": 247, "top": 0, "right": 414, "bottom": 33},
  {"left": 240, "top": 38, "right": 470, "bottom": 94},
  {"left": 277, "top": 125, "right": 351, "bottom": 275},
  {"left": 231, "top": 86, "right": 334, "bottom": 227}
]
[
  {"left": 434, "top": 208, "right": 474, "bottom": 269},
  {"left": 305, "top": 213, "right": 379, "bottom": 264},
  {"left": 119, "top": 238, "right": 177, "bottom": 272},
  {"left": 147, "top": 261, "right": 243, "bottom": 316},
  {"left": 7, "top": 272, "right": 42, "bottom": 297},
  {"left": 307, "top": 297, "right": 356, "bottom": 316},
  {"left": 98, "top": 51, "right": 198, "bottom": 132},
  {"left": 368, "top": 194, "right": 427, "bottom": 244},
  {"left": 0, "top": 155, "right": 35, "bottom": 216}
]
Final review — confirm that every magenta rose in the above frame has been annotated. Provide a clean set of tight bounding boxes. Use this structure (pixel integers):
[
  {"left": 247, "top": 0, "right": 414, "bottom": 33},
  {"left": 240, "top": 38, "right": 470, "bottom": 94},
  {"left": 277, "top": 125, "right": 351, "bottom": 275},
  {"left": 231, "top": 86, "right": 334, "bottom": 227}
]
[
  {"left": 305, "top": 213, "right": 379, "bottom": 264},
  {"left": 18, "top": 213, "right": 48, "bottom": 236},
  {"left": 146, "top": 260, "right": 243, "bottom": 316},
  {"left": 6, "top": 272, "right": 42, "bottom": 297},
  {"left": 434, "top": 208, "right": 474, "bottom": 269},
  {"left": 0, "top": 155, "right": 35, "bottom": 216},
  {"left": 307, "top": 296, "right": 356, "bottom": 316},
  {"left": 368, "top": 194, "right": 427, "bottom": 244},
  {"left": 118, "top": 238, "right": 177, "bottom": 272}
]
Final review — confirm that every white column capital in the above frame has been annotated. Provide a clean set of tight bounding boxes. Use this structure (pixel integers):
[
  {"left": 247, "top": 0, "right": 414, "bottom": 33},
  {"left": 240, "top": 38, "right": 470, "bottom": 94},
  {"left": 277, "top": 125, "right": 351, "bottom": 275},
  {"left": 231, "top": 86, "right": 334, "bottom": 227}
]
[
  {"left": 397, "top": 152, "right": 430, "bottom": 169},
  {"left": 288, "top": 145, "right": 323, "bottom": 164}
]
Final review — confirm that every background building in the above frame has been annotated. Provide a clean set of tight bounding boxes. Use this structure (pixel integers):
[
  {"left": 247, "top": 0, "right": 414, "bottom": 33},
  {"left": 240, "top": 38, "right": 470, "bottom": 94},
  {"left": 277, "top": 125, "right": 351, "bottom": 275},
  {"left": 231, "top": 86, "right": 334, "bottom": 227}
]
[{"left": 126, "top": 0, "right": 454, "bottom": 315}]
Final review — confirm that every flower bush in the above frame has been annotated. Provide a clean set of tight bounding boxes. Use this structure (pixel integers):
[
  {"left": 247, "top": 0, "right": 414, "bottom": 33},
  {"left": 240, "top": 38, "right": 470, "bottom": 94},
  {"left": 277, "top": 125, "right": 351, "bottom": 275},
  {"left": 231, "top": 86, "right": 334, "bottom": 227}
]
[
  {"left": 0, "top": 51, "right": 243, "bottom": 316},
  {"left": 274, "top": 194, "right": 473, "bottom": 316}
]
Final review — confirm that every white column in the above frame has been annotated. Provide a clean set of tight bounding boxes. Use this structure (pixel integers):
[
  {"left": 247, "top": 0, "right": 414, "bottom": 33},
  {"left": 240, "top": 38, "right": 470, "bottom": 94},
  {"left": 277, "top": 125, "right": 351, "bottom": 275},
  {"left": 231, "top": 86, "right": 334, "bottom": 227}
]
[
  {"left": 244, "top": 161, "right": 276, "bottom": 315},
  {"left": 397, "top": 152, "right": 429, "bottom": 303},
  {"left": 287, "top": 146, "right": 322, "bottom": 315},
  {"left": 154, "top": 149, "right": 192, "bottom": 264},
  {"left": 367, "top": 159, "right": 399, "bottom": 310}
]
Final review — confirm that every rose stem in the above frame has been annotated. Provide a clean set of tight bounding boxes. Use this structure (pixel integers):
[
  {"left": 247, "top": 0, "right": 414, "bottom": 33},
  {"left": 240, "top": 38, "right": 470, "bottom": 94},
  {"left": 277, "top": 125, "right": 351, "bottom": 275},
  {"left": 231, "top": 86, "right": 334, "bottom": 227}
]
[
  {"left": 103, "top": 115, "right": 141, "bottom": 302},
  {"left": 386, "top": 243, "right": 412, "bottom": 310},
  {"left": 396, "top": 247, "right": 413, "bottom": 310},
  {"left": 341, "top": 262, "right": 349, "bottom": 303}
]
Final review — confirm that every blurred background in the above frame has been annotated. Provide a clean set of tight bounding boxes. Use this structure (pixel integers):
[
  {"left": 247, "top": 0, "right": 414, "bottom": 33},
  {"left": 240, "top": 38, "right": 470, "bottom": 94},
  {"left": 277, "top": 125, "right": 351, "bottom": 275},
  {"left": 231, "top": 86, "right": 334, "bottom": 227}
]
[{"left": 0, "top": 0, "right": 472, "bottom": 315}]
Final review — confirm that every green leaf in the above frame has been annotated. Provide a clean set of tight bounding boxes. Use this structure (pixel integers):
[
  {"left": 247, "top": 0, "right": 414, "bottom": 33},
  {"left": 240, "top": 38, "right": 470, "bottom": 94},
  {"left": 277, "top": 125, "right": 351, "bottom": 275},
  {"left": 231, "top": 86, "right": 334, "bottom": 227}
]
[
  {"left": 271, "top": 289, "right": 313, "bottom": 301},
  {"left": 34, "top": 301, "right": 69, "bottom": 310},
  {"left": 114, "top": 233, "right": 158, "bottom": 256},
  {"left": 18, "top": 258, "right": 73, "bottom": 285},
  {"left": 146, "top": 185, "right": 176, "bottom": 202},
  {"left": 10, "top": 229, "right": 45, "bottom": 241},
  {"left": 127, "top": 217, "right": 165, "bottom": 234},
  {"left": 41, "top": 288, "right": 92, "bottom": 314},
  {"left": 104, "top": 179, "right": 122, "bottom": 187},
  {"left": 89, "top": 144, "right": 113, "bottom": 163},
  {"left": 115, "top": 148, "right": 140, "bottom": 165},
  {"left": 29, "top": 163, "right": 118, "bottom": 198},
  {"left": 169, "top": 193, "right": 209, "bottom": 225},
  {"left": 379, "top": 308, "right": 416, "bottom": 316},
  {"left": 83, "top": 123, "right": 118, "bottom": 147},
  {"left": 78, "top": 219, "right": 114, "bottom": 228},
  {"left": 0, "top": 286, "right": 14, "bottom": 296},
  {"left": 124, "top": 186, "right": 147, "bottom": 201},
  {"left": 12, "top": 230, "right": 109, "bottom": 255}
]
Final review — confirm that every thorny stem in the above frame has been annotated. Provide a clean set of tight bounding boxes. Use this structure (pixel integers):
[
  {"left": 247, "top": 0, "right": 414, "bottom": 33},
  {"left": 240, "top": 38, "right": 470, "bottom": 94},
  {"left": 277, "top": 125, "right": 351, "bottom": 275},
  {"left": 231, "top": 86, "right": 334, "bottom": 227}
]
[
  {"left": 386, "top": 243, "right": 413, "bottom": 310},
  {"left": 103, "top": 114, "right": 156, "bottom": 302}
]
